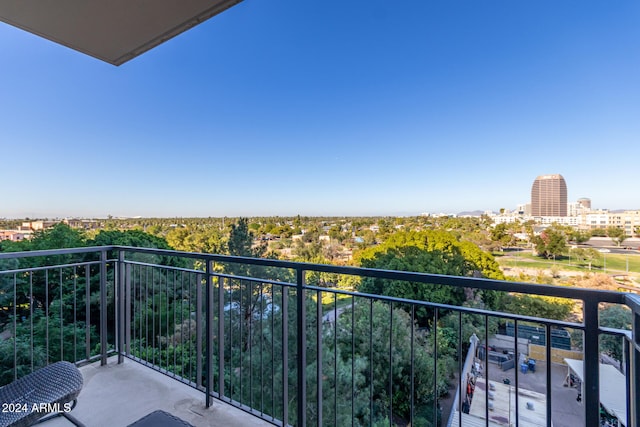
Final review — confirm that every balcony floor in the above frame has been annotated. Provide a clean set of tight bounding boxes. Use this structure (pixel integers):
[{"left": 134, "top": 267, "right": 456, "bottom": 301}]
[{"left": 45, "top": 357, "right": 273, "bottom": 427}]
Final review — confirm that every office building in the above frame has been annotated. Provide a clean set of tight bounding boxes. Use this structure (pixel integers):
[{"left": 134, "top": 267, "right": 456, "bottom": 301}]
[{"left": 531, "top": 174, "right": 568, "bottom": 217}]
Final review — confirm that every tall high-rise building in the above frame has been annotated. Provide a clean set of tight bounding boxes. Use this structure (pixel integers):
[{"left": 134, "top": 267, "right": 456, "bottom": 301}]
[{"left": 531, "top": 174, "right": 567, "bottom": 217}]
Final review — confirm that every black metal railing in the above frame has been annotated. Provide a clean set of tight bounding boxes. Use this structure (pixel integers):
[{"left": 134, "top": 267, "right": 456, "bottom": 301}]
[{"left": 1, "top": 246, "right": 638, "bottom": 427}]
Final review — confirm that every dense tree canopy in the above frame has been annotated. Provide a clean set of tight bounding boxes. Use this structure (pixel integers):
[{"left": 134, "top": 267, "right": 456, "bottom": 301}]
[{"left": 355, "top": 231, "right": 505, "bottom": 321}]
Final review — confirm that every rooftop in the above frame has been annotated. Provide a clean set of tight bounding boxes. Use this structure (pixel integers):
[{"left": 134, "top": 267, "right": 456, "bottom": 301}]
[{"left": 0, "top": 0, "right": 243, "bottom": 65}]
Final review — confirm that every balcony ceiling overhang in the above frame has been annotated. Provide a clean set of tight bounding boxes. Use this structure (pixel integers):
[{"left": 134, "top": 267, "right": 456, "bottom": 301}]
[{"left": 0, "top": 0, "right": 243, "bottom": 66}]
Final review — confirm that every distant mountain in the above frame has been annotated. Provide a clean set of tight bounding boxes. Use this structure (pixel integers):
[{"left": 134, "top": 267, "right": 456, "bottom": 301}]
[{"left": 457, "top": 210, "right": 486, "bottom": 217}]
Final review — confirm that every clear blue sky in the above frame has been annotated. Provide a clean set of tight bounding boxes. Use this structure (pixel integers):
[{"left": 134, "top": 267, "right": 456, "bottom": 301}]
[{"left": 2, "top": 1, "right": 639, "bottom": 218}]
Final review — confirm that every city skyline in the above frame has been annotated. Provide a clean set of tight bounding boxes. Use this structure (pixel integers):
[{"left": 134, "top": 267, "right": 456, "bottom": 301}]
[{"left": 2, "top": 1, "right": 640, "bottom": 218}]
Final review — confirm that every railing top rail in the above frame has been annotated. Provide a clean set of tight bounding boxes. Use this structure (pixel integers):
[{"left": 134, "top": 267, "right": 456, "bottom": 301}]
[
  {"left": 0, "top": 245, "right": 629, "bottom": 305},
  {"left": 114, "top": 246, "right": 627, "bottom": 304},
  {"left": 624, "top": 293, "right": 640, "bottom": 312},
  {"left": 122, "top": 258, "right": 297, "bottom": 288},
  {"left": 0, "top": 246, "right": 109, "bottom": 259},
  {"left": 305, "top": 283, "right": 589, "bottom": 330},
  {"left": 0, "top": 260, "right": 102, "bottom": 275}
]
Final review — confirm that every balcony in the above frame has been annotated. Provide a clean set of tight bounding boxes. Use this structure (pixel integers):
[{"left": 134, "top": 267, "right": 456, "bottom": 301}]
[{"left": 1, "top": 246, "right": 638, "bottom": 427}]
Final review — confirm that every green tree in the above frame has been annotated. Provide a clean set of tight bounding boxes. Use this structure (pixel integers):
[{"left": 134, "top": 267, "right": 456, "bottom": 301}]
[
  {"left": 166, "top": 226, "right": 225, "bottom": 255},
  {"left": 570, "top": 247, "right": 600, "bottom": 270},
  {"left": 356, "top": 231, "right": 505, "bottom": 322},
  {"left": 0, "top": 306, "right": 99, "bottom": 386},
  {"left": 533, "top": 225, "right": 567, "bottom": 259},
  {"left": 313, "top": 301, "right": 445, "bottom": 426},
  {"left": 606, "top": 226, "right": 627, "bottom": 247},
  {"left": 490, "top": 223, "right": 514, "bottom": 247},
  {"left": 503, "top": 295, "right": 573, "bottom": 321},
  {"left": 599, "top": 304, "right": 632, "bottom": 361},
  {"left": 568, "top": 229, "right": 591, "bottom": 244}
]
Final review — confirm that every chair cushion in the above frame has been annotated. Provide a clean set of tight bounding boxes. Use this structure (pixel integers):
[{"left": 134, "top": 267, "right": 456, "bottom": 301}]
[
  {"left": 126, "top": 410, "right": 195, "bottom": 427},
  {"left": 0, "top": 361, "right": 83, "bottom": 427}
]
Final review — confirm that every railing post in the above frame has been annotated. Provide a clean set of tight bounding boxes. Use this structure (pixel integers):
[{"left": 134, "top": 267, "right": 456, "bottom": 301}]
[
  {"left": 100, "top": 249, "right": 108, "bottom": 366},
  {"left": 117, "top": 250, "right": 125, "bottom": 364},
  {"left": 205, "top": 260, "right": 213, "bottom": 407},
  {"left": 282, "top": 286, "right": 289, "bottom": 426},
  {"left": 316, "top": 290, "right": 323, "bottom": 427},
  {"left": 629, "top": 294, "right": 640, "bottom": 427},
  {"left": 296, "top": 267, "right": 307, "bottom": 427},
  {"left": 583, "top": 297, "right": 600, "bottom": 427},
  {"left": 632, "top": 339, "right": 639, "bottom": 427}
]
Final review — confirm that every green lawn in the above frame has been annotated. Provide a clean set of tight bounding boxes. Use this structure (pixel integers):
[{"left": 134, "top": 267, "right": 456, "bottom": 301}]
[
  {"left": 310, "top": 291, "right": 354, "bottom": 312},
  {"left": 495, "top": 251, "right": 640, "bottom": 275}
]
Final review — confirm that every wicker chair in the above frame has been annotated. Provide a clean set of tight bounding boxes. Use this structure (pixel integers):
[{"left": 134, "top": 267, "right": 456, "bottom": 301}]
[{"left": 0, "top": 361, "right": 84, "bottom": 427}]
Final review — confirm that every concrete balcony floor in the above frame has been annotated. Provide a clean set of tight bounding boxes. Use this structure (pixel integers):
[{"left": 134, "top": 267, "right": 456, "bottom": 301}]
[{"left": 45, "top": 357, "right": 273, "bottom": 427}]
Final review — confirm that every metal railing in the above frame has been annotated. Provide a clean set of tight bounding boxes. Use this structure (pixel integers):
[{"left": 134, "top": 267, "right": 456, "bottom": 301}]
[{"left": 1, "top": 246, "right": 638, "bottom": 427}]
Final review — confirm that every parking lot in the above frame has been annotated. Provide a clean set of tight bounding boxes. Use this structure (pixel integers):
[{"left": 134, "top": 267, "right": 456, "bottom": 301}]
[{"left": 483, "top": 358, "right": 585, "bottom": 427}]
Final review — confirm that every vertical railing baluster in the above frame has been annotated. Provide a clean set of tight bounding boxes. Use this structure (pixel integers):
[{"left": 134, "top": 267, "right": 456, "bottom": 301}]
[
  {"left": 13, "top": 273, "right": 17, "bottom": 380},
  {"left": 73, "top": 267, "right": 77, "bottom": 362},
  {"left": 188, "top": 272, "right": 194, "bottom": 383},
  {"left": 410, "top": 304, "right": 415, "bottom": 426},
  {"left": 172, "top": 269, "right": 177, "bottom": 378},
  {"left": 317, "top": 290, "right": 323, "bottom": 427},
  {"left": 636, "top": 333, "right": 640, "bottom": 427},
  {"left": 249, "top": 280, "right": 253, "bottom": 410},
  {"left": 152, "top": 267, "right": 156, "bottom": 367},
  {"left": 100, "top": 249, "right": 107, "bottom": 365},
  {"left": 296, "top": 267, "right": 307, "bottom": 427},
  {"left": 457, "top": 311, "right": 462, "bottom": 427},
  {"left": 45, "top": 270, "right": 49, "bottom": 365},
  {"left": 334, "top": 292, "right": 337, "bottom": 427},
  {"left": 30, "top": 271, "right": 34, "bottom": 371},
  {"left": 516, "top": 320, "right": 520, "bottom": 427},
  {"left": 139, "top": 265, "right": 143, "bottom": 365},
  {"left": 205, "top": 260, "right": 213, "bottom": 407},
  {"left": 145, "top": 266, "right": 149, "bottom": 364},
  {"left": 196, "top": 272, "right": 203, "bottom": 388},
  {"left": 85, "top": 267, "right": 90, "bottom": 362},
  {"left": 125, "top": 262, "right": 131, "bottom": 359},
  {"left": 59, "top": 267, "right": 63, "bottom": 362},
  {"left": 545, "top": 323, "right": 552, "bottom": 427},
  {"left": 218, "top": 276, "right": 225, "bottom": 399},
  {"left": 228, "top": 278, "right": 233, "bottom": 401},
  {"left": 260, "top": 282, "right": 264, "bottom": 416},
  {"left": 485, "top": 315, "right": 490, "bottom": 427},
  {"left": 351, "top": 295, "right": 355, "bottom": 427},
  {"left": 239, "top": 279, "right": 243, "bottom": 403},
  {"left": 282, "top": 286, "right": 289, "bottom": 426},
  {"left": 623, "top": 337, "right": 631, "bottom": 427},
  {"left": 369, "top": 299, "right": 374, "bottom": 427},
  {"left": 389, "top": 302, "right": 394, "bottom": 426},
  {"left": 271, "top": 283, "right": 275, "bottom": 420},
  {"left": 118, "top": 251, "right": 125, "bottom": 364},
  {"left": 179, "top": 271, "right": 184, "bottom": 381},
  {"left": 165, "top": 269, "right": 170, "bottom": 373},
  {"left": 433, "top": 307, "right": 438, "bottom": 426}
]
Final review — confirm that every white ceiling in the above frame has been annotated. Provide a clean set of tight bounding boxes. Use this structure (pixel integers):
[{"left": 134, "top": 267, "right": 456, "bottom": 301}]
[{"left": 0, "top": 0, "right": 244, "bottom": 65}]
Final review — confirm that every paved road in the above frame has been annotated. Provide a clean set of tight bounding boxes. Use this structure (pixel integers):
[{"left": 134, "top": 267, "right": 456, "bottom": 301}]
[
  {"left": 580, "top": 237, "right": 640, "bottom": 254},
  {"left": 321, "top": 303, "right": 353, "bottom": 324}
]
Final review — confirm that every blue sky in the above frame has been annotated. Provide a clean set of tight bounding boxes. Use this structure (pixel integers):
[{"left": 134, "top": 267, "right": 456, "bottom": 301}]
[{"left": 1, "top": 1, "right": 639, "bottom": 218}]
